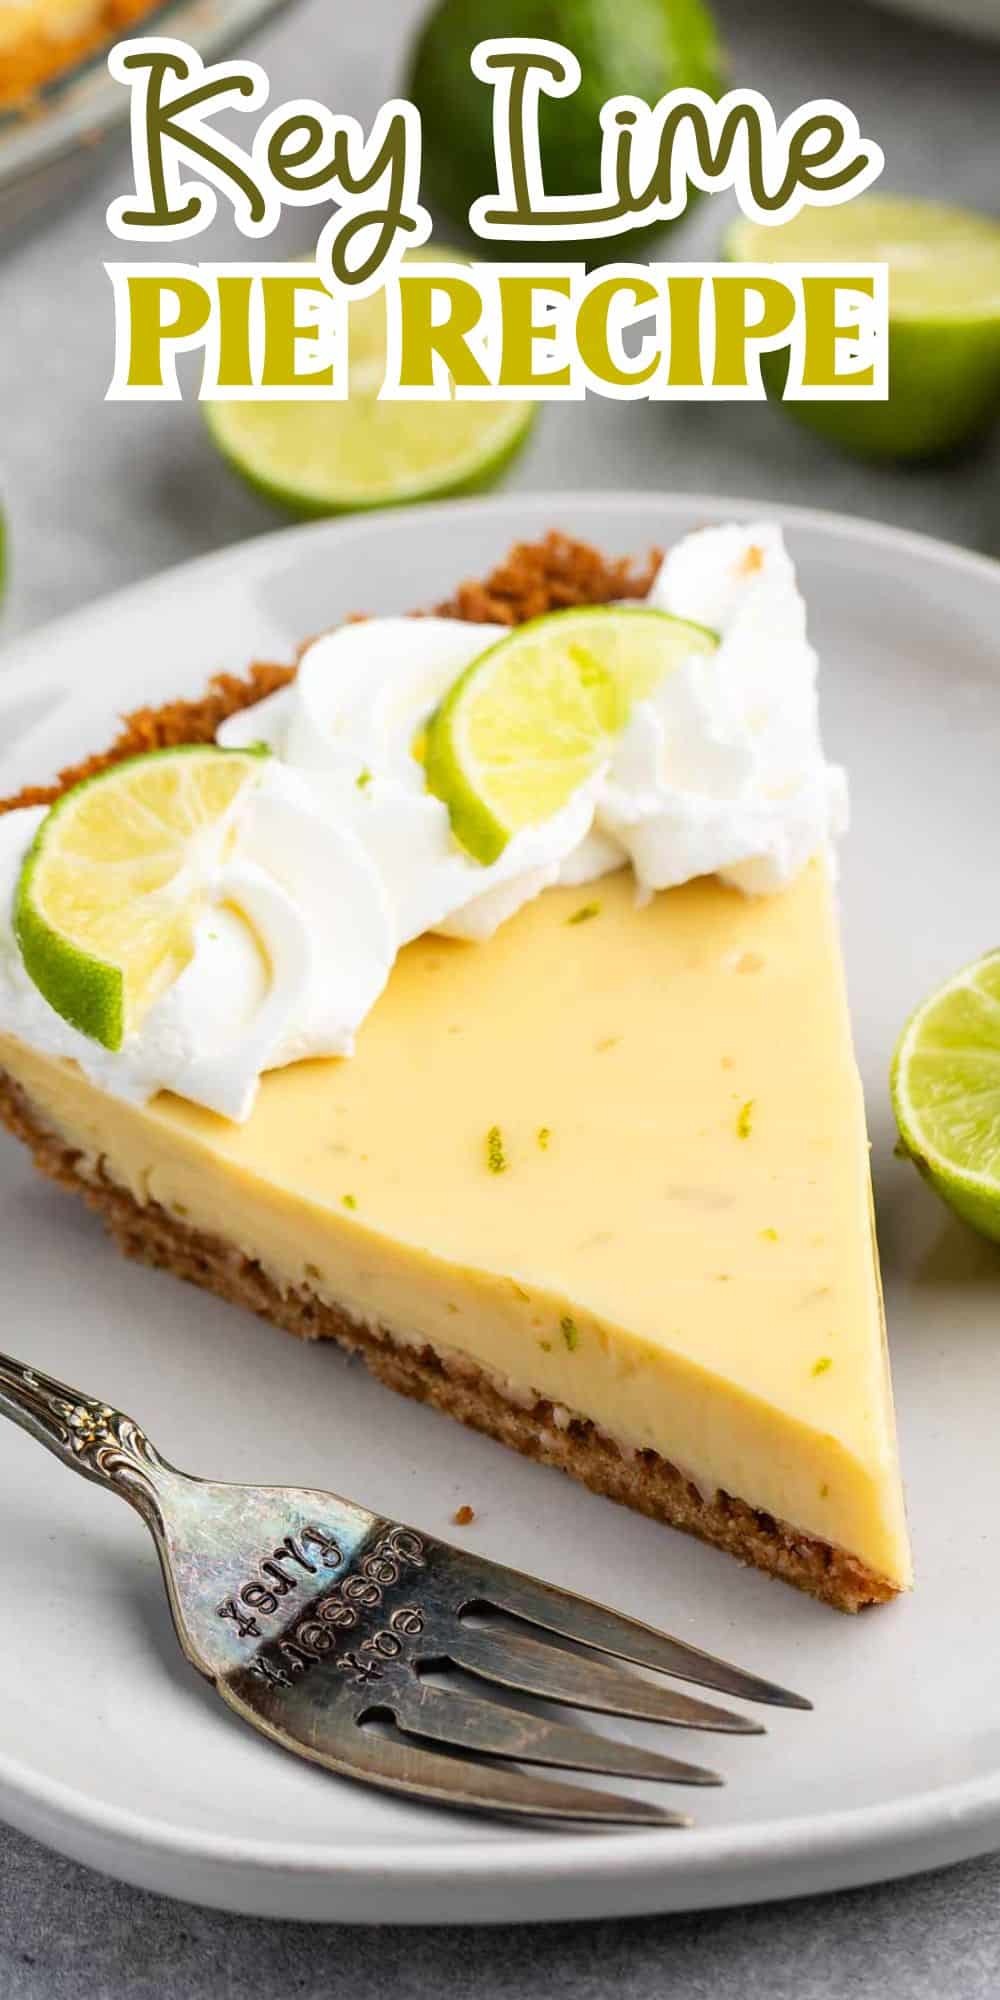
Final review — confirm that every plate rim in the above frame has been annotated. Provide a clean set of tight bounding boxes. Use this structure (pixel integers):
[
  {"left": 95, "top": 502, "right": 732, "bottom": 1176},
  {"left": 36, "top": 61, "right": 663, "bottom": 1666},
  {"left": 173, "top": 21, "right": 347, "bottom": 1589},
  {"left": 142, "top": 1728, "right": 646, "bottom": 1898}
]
[
  {"left": 3, "top": 488, "right": 1000, "bottom": 691},
  {"left": 2, "top": 487, "right": 999, "bottom": 1920}
]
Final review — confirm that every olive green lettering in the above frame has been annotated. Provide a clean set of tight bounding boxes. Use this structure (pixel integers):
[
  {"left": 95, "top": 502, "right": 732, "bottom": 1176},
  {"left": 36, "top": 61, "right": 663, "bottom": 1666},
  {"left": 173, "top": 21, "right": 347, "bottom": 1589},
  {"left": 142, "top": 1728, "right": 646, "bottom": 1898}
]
[{"left": 117, "top": 49, "right": 264, "bottom": 229}]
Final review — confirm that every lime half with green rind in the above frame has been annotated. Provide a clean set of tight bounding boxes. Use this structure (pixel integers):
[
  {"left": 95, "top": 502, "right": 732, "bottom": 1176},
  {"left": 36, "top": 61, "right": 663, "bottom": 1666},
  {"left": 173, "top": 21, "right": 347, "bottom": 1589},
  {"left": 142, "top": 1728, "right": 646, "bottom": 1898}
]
[
  {"left": 892, "top": 948, "right": 1000, "bottom": 1242},
  {"left": 15, "top": 744, "right": 267, "bottom": 1051},
  {"left": 203, "top": 247, "right": 537, "bottom": 516},
  {"left": 726, "top": 196, "right": 1000, "bottom": 462}
]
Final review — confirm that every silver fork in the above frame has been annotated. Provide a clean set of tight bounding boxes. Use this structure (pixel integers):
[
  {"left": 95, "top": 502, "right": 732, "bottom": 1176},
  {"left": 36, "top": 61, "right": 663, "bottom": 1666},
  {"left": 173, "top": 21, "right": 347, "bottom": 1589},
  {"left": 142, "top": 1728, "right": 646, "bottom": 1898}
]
[{"left": 0, "top": 1350, "right": 809, "bottom": 1829}]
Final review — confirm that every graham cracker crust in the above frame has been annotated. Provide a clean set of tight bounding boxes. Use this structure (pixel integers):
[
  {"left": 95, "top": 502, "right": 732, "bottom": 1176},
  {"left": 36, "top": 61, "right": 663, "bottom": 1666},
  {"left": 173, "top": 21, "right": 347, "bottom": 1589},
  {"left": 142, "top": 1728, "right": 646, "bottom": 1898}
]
[
  {"left": 0, "top": 534, "right": 661, "bottom": 817},
  {"left": 0, "top": 1068, "right": 896, "bottom": 1613},
  {"left": 0, "top": 533, "right": 899, "bottom": 1613}
]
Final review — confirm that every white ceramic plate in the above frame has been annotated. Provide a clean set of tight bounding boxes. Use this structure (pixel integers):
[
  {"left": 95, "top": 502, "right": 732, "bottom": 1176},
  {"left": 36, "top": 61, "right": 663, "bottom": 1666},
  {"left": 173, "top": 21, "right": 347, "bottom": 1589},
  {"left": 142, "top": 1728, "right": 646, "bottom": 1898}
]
[{"left": 1, "top": 493, "right": 999, "bottom": 1924}]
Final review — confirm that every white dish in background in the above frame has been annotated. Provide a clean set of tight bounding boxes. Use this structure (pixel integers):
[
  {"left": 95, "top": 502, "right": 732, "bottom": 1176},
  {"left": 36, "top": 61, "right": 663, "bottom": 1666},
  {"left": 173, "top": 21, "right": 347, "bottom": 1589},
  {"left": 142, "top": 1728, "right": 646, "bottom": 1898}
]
[
  {"left": 0, "top": 0, "right": 295, "bottom": 198},
  {"left": 0, "top": 492, "right": 999, "bottom": 1923}
]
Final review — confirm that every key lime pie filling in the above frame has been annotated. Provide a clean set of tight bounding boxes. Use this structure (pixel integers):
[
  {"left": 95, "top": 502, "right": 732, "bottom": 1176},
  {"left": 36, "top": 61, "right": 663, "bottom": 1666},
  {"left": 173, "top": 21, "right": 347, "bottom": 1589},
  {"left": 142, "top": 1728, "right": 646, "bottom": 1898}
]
[{"left": 0, "top": 525, "right": 912, "bottom": 1611}]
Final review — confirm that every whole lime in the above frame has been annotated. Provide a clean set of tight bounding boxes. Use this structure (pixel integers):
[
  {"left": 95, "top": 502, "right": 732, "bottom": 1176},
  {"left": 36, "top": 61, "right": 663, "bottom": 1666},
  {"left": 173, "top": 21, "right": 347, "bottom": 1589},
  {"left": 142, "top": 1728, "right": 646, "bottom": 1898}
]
[{"left": 407, "top": 0, "right": 725, "bottom": 263}]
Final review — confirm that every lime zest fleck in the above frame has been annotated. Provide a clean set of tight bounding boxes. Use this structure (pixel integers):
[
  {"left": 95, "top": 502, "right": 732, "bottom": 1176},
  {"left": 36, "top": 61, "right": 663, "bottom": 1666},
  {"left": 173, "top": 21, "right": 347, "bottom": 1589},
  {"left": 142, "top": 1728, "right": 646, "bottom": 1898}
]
[
  {"left": 568, "top": 902, "right": 600, "bottom": 926},
  {"left": 560, "top": 1315, "right": 579, "bottom": 1352},
  {"left": 736, "top": 1099, "right": 755, "bottom": 1139},
  {"left": 342, "top": 1193, "right": 357, "bottom": 1211},
  {"left": 760, "top": 1226, "right": 779, "bottom": 1242},
  {"left": 356, "top": 768, "right": 373, "bottom": 790},
  {"left": 595, "top": 1035, "right": 621, "bottom": 1053},
  {"left": 812, "top": 1356, "right": 833, "bottom": 1377},
  {"left": 486, "top": 1125, "right": 508, "bottom": 1175},
  {"left": 537, "top": 1126, "right": 551, "bottom": 1151}
]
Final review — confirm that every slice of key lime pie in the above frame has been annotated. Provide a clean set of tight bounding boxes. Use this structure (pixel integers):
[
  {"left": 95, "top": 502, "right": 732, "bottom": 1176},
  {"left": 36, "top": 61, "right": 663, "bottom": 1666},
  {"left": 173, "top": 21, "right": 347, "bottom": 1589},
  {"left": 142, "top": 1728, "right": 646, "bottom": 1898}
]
[{"left": 0, "top": 525, "right": 911, "bottom": 1611}]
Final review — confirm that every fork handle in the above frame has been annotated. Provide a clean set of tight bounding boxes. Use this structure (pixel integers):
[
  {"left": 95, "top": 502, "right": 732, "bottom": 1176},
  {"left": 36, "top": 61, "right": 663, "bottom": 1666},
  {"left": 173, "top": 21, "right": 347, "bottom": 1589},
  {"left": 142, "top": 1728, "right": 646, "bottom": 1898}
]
[{"left": 0, "top": 1348, "right": 166, "bottom": 1524}]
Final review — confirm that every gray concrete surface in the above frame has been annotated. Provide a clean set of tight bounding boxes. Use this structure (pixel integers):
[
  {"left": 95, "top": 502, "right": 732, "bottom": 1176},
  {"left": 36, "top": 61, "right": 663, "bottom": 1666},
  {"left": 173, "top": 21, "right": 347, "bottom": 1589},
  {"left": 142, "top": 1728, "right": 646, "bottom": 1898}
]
[
  {"left": 3, "top": 1828, "right": 1000, "bottom": 1998},
  {"left": 2, "top": 0, "right": 1000, "bottom": 1989}
]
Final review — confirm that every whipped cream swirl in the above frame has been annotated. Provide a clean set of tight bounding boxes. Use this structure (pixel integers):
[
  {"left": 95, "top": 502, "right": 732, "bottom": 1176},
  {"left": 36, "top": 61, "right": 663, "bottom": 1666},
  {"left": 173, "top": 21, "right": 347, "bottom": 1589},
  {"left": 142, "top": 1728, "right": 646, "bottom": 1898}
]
[
  {"left": 0, "top": 523, "right": 846, "bottom": 1121},
  {"left": 0, "top": 763, "right": 394, "bottom": 1122},
  {"left": 219, "top": 616, "right": 601, "bottom": 944},
  {"left": 600, "top": 522, "right": 847, "bottom": 896}
]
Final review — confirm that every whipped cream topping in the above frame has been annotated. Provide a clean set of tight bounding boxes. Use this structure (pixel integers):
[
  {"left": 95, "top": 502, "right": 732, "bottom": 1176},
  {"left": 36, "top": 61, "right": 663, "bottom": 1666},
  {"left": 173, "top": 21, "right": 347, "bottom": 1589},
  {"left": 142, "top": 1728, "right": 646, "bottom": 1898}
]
[
  {"left": 0, "top": 523, "right": 846, "bottom": 1121},
  {"left": 0, "top": 763, "right": 394, "bottom": 1122},
  {"left": 218, "top": 618, "right": 601, "bottom": 944},
  {"left": 598, "top": 522, "right": 847, "bottom": 896}
]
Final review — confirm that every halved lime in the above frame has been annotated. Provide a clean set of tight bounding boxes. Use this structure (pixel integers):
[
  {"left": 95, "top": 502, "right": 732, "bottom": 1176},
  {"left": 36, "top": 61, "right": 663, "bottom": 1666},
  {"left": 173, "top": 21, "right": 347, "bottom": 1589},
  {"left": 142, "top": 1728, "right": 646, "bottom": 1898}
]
[
  {"left": 14, "top": 745, "right": 267, "bottom": 1051},
  {"left": 424, "top": 606, "right": 716, "bottom": 864},
  {"left": 203, "top": 253, "right": 536, "bottom": 516},
  {"left": 892, "top": 950, "right": 1000, "bottom": 1242},
  {"left": 726, "top": 196, "right": 1000, "bottom": 460}
]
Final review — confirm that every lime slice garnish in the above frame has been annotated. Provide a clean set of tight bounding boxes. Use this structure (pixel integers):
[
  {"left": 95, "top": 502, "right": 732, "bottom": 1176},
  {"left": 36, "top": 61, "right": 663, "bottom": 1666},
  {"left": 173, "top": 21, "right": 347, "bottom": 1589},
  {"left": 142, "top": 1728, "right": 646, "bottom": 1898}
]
[
  {"left": 203, "top": 251, "right": 536, "bottom": 515},
  {"left": 892, "top": 950, "right": 1000, "bottom": 1242},
  {"left": 14, "top": 745, "right": 267, "bottom": 1051},
  {"left": 726, "top": 196, "right": 1000, "bottom": 460},
  {"left": 424, "top": 607, "right": 716, "bottom": 865}
]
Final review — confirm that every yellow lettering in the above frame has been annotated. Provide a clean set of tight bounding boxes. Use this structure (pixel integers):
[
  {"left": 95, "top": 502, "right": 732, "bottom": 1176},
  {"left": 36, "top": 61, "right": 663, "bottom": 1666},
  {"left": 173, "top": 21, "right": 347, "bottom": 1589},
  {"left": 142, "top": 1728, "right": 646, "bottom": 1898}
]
[
  {"left": 799, "top": 275, "right": 875, "bottom": 388},
  {"left": 260, "top": 275, "right": 337, "bottom": 388},
  {"left": 712, "top": 275, "right": 796, "bottom": 388},
  {"left": 124, "top": 274, "right": 212, "bottom": 390},
  {"left": 215, "top": 275, "right": 253, "bottom": 388},
  {"left": 577, "top": 276, "right": 660, "bottom": 389},
  {"left": 664, "top": 275, "right": 705, "bottom": 389},
  {"left": 396, "top": 274, "right": 489, "bottom": 390},
  {"left": 498, "top": 275, "right": 572, "bottom": 388}
]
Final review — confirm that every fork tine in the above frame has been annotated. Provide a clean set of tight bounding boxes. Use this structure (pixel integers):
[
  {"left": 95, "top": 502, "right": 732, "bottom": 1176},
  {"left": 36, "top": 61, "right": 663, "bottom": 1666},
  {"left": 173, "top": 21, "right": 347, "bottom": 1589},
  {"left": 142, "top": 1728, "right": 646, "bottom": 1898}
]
[
  {"left": 445, "top": 1624, "right": 763, "bottom": 1733},
  {"left": 220, "top": 1684, "right": 687, "bottom": 1826},
  {"left": 472, "top": 1563, "right": 811, "bottom": 1710},
  {"left": 393, "top": 1680, "right": 723, "bottom": 1787}
]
